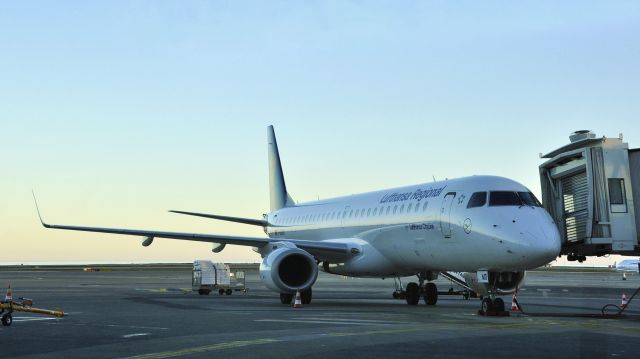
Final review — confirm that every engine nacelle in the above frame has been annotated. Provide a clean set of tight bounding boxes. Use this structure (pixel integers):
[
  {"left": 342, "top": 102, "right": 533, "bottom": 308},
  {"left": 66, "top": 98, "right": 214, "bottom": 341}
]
[
  {"left": 259, "top": 245, "right": 318, "bottom": 294},
  {"left": 462, "top": 271, "right": 526, "bottom": 296}
]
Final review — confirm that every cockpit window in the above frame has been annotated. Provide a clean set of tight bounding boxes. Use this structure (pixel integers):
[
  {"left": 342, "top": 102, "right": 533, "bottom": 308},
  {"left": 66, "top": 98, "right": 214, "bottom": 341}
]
[
  {"left": 467, "top": 192, "right": 487, "bottom": 208},
  {"left": 489, "top": 191, "right": 521, "bottom": 206},
  {"left": 518, "top": 192, "right": 542, "bottom": 207},
  {"left": 489, "top": 191, "right": 542, "bottom": 207}
]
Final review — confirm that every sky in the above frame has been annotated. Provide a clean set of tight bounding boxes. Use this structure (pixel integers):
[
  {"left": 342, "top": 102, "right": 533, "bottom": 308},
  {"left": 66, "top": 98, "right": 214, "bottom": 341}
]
[{"left": 1, "top": 1, "right": 639, "bottom": 265}]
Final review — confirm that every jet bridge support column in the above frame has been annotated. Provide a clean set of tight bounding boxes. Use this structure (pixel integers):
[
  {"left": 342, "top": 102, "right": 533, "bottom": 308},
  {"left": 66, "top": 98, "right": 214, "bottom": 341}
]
[{"left": 539, "top": 131, "right": 640, "bottom": 261}]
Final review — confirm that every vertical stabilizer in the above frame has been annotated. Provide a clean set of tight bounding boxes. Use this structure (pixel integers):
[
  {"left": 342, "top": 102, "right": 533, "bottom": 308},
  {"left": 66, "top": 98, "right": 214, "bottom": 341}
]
[{"left": 268, "top": 126, "right": 294, "bottom": 211}]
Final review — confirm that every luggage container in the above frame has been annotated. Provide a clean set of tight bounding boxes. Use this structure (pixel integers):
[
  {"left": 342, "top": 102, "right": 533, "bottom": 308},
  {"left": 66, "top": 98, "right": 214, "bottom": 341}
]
[{"left": 192, "top": 261, "right": 246, "bottom": 295}]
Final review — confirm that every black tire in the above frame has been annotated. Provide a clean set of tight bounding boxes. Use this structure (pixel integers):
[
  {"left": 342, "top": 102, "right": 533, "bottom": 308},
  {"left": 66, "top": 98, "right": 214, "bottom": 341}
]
[
  {"left": 481, "top": 298, "right": 493, "bottom": 314},
  {"left": 226, "top": 289, "right": 233, "bottom": 295},
  {"left": 218, "top": 289, "right": 225, "bottom": 295},
  {"left": 423, "top": 282, "right": 438, "bottom": 305},
  {"left": 301, "top": 288, "right": 312, "bottom": 305},
  {"left": 1, "top": 314, "right": 12, "bottom": 327},
  {"left": 493, "top": 298, "right": 505, "bottom": 312},
  {"left": 280, "top": 293, "right": 293, "bottom": 305},
  {"left": 405, "top": 282, "right": 419, "bottom": 305}
]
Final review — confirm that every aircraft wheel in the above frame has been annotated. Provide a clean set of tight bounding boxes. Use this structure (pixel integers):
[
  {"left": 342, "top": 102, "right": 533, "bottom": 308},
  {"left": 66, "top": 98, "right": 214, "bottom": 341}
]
[
  {"left": 405, "top": 282, "right": 419, "bottom": 305},
  {"left": 226, "top": 289, "right": 233, "bottom": 295},
  {"left": 480, "top": 298, "right": 493, "bottom": 314},
  {"left": 301, "top": 288, "right": 312, "bottom": 304},
  {"left": 280, "top": 293, "right": 293, "bottom": 305},
  {"left": 423, "top": 282, "right": 438, "bottom": 305},
  {"left": 493, "top": 298, "right": 505, "bottom": 312},
  {"left": 1, "top": 314, "right": 12, "bottom": 327}
]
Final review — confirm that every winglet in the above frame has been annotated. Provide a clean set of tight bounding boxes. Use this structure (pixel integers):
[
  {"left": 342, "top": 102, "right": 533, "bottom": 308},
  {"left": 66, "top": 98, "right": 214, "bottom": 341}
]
[{"left": 32, "top": 190, "right": 51, "bottom": 228}]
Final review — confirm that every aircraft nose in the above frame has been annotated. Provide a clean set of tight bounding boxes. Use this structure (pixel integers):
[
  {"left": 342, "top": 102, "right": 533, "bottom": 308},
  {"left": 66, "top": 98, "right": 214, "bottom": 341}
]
[{"left": 531, "top": 222, "right": 561, "bottom": 265}]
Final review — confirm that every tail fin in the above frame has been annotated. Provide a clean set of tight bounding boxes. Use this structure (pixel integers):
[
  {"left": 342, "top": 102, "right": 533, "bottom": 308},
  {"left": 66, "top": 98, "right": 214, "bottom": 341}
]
[{"left": 268, "top": 126, "right": 294, "bottom": 211}]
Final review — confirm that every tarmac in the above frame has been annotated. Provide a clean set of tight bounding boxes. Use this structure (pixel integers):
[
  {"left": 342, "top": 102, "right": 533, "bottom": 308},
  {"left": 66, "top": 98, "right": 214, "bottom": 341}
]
[{"left": 1, "top": 266, "right": 640, "bottom": 359}]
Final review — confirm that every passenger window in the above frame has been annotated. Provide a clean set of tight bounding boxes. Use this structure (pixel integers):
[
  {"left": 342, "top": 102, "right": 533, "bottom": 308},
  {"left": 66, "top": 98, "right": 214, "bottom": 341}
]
[
  {"left": 415, "top": 203, "right": 421, "bottom": 212},
  {"left": 422, "top": 202, "right": 428, "bottom": 211},
  {"left": 386, "top": 206, "right": 391, "bottom": 215},
  {"left": 393, "top": 205, "right": 398, "bottom": 214},
  {"left": 349, "top": 210, "right": 353, "bottom": 218},
  {"left": 367, "top": 208, "right": 371, "bottom": 216},
  {"left": 467, "top": 192, "right": 487, "bottom": 208},
  {"left": 400, "top": 204, "right": 405, "bottom": 213},
  {"left": 342, "top": 211, "right": 347, "bottom": 219},
  {"left": 361, "top": 208, "right": 366, "bottom": 217},
  {"left": 373, "top": 208, "right": 378, "bottom": 216},
  {"left": 407, "top": 203, "right": 413, "bottom": 212}
]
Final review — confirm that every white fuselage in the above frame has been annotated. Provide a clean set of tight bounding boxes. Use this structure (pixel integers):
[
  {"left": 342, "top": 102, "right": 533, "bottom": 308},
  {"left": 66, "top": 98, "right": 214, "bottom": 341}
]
[
  {"left": 616, "top": 259, "right": 640, "bottom": 273},
  {"left": 265, "top": 175, "right": 561, "bottom": 277}
]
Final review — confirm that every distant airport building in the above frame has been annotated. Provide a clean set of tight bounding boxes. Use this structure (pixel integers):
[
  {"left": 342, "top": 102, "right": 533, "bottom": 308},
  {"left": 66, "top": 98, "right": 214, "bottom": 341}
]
[{"left": 539, "top": 130, "right": 640, "bottom": 261}]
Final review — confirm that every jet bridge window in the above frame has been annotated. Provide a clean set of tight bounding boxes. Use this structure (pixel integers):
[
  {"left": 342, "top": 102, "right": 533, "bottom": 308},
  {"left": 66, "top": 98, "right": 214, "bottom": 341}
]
[
  {"left": 608, "top": 178, "right": 628, "bottom": 213},
  {"left": 467, "top": 192, "right": 487, "bottom": 208}
]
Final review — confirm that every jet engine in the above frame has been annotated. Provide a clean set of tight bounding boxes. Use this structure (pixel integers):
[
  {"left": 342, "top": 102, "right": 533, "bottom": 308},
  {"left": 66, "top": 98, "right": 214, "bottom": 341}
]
[
  {"left": 462, "top": 271, "right": 526, "bottom": 296},
  {"left": 259, "top": 245, "right": 318, "bottom": 294}
]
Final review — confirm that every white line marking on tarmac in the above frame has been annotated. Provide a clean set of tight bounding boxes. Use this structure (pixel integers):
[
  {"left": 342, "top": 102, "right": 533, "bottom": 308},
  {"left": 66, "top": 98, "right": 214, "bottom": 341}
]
[
  {"left": 12, "top": 317, "right": 59, "bottom": 322},
  {"left": 254, "top": 319, "right": 391, "bottom": 326},
  {"left": 295, "top": 317, "right": 405, "bottom": 324},
  {"left": 537, "top": 289, "right": 551, "bottom": 297},
  {"left": 123, "top": 333, "right": 151, "bottom": 338}
]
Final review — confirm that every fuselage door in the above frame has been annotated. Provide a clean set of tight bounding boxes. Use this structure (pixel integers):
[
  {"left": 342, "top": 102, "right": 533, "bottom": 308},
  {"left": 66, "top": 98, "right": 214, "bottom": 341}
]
[{"left": 440, "top": 192, "right": 456, "bottom": 238}]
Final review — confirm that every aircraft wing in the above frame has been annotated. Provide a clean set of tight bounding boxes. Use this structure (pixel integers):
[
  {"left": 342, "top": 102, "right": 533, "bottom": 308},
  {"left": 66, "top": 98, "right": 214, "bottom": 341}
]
[
  {"left": 37, "top": 216, "right": 351, "bottom": 261},
  {"left": 169, "top": 210, "right": 269, "bottom": 227}
]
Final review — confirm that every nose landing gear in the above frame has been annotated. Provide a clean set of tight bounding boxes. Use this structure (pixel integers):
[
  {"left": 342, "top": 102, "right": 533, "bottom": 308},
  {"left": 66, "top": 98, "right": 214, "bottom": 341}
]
[{"left": 479, "top": 296, "right": 508, "bottom": 316}]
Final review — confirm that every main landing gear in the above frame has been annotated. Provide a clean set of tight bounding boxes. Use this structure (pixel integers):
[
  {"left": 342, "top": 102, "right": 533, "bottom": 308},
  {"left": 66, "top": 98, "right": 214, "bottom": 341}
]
[{"left": 395, "top": 273, "right": 438, "bottom": 306}]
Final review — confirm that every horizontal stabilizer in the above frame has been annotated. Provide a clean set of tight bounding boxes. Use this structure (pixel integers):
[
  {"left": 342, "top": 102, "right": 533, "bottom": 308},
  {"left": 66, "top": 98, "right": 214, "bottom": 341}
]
[{"left": 169, "top": 210, "right": 268, "bottom": 227}]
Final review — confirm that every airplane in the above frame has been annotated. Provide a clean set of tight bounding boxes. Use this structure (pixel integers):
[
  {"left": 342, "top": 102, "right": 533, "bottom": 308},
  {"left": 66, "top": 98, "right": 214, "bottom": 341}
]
[
  {"left": 35, "top": 125, "right": 561, "bottom": 314},
  {"left": 614, "top": 259, "right": 640, "bottom": 280}
]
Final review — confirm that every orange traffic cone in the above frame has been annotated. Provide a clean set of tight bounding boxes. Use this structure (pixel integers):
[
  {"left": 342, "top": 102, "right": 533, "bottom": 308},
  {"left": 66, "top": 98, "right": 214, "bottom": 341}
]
[
  {"left": 621, "top": 293, "right": 628, "bottom": 309},
  {"left": 510, "top": 293, "right": 520, "bottom": 311},
  {"left": 4, "top": 284, "right": 12, "bottom": 301},
  {"left": 292, "top": 289, "right": 303, "bottom": 308}
]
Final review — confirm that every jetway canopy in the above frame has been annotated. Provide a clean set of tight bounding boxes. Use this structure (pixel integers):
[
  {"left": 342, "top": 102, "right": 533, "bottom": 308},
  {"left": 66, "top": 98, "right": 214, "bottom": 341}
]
[{"left": 539, "top": 131, "right": 640, "bottom": 261}]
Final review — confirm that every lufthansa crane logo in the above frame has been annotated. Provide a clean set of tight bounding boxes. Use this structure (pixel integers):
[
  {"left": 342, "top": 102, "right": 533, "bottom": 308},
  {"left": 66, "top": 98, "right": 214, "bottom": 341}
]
[{"left": 463, "top": 218, "right": 472, "bottom": 234}]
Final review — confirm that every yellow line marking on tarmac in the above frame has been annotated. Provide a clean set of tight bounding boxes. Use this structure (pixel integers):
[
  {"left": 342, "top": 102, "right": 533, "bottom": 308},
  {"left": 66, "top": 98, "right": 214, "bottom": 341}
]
[
  {"left": 123, "top": 316, "right": 640, "bottom": 359},
  {"left": 124, "top": 339, "right": 279, "bottom": 359}
]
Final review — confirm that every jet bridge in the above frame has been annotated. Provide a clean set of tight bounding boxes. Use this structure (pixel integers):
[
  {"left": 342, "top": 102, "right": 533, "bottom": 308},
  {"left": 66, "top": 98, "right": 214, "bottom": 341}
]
[{"left": 539, "top": 130, "right": 640, "bottom": 262}]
